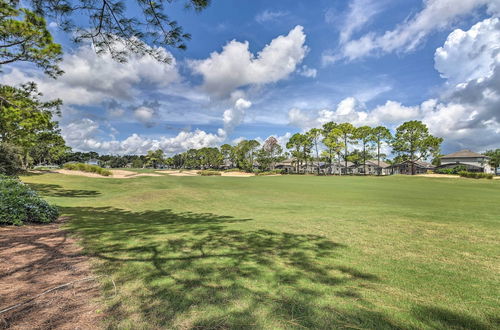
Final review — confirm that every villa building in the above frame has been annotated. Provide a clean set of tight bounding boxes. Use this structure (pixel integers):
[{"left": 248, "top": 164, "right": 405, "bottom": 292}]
[{"left": 438, "top": 150, "right": 493, "bottom": 173}]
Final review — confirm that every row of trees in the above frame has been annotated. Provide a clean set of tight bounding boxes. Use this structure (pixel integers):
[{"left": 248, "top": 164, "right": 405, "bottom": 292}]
[
  {"left": 285, "top": 120, "right": 442, "bottom": 175},
  {"left": 167, "top": 137, "right": 285, "bottom": 171}
]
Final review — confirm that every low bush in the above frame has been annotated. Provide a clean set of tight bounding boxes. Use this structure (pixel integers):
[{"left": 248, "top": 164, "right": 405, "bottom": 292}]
[
  {"left": 434, "top": 165, "right": 467, "bottom": 175},
  {"left": 458, "top": 171, "right": 493, "bottom": 179},
  {"left": 255, "top": 169, "right": 283, "bottom": 176},
  {"left": 197, "top": 170, "right": 221, "bottom": 176},
  {"left": 0, "top": 175, "right": 59, "bottom": 225},
  {"left": 63, "top": 163, "right": 112, "bottom": 176}
]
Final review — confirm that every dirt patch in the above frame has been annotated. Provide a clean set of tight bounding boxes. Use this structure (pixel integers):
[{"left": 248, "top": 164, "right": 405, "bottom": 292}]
[
  {"left": 0, "top": 219, "right": 103, "bottom": 329},
  {"left": 221, "top": 172, "right": 255, "bottom": 177},
  {"left": 52, "top": 169, "right": 161, "bottom": 179}
]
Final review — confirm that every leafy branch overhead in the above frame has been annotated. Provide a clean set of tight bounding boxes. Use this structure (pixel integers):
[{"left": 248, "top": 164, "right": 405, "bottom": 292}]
[
  {"left": 0, "top": 1, "right": 63, "bottom": 77},
  {"left": 15, "top": 0, "right": 211, "bottom": 63}
]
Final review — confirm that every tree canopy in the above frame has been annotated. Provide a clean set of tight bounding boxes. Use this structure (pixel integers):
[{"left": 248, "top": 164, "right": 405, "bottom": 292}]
[
  {"left": 0, "top": 0, "right": 63, "bottom": 77},
  {"left": 392, "top": 120, "right": 443, "bottom": 175}
]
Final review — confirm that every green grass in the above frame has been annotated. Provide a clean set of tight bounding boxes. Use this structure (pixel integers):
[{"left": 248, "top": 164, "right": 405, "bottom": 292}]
[{"left": 20, "top": 173, "right": 500, "bottom": 329}]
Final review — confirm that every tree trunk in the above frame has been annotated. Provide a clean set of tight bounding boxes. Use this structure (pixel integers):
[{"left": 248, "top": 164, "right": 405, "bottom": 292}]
[
  {"left": 344, "top": 135, "right": 348, "bottom": 175},
  {"left": 363, "top": 142, "right": 367, "bottom": 176},
  {"left": 377, "top": 142, "right": 381, "bottom": 176}
]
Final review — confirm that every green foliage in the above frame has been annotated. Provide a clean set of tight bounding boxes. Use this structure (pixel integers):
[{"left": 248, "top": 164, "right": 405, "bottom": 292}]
[
  {"left": 0, "top": 83, "right": 64, "bottom": 168},
  {"left": 197, "top": 170, "right": 221, "bottom": 176},
  {"left": 0, "top": 0, "right": 63, "bottom": 77},
  {"left": 256, "top": 136, "right": 283, "bottom": 171},
  {"left": 0, "top": 142, "right": 22, "bottom": 175},
  {"left": 484, "top": 149, "right": 500, "bottom": 175},
  {"left": 145, "top": 149, "right": 165, "bottom": 168},
  {"left": 434, "top": 165, "right": 466, "bottom": 175},
  {"left": 255, "top": 169, "right": 283, "bottom": 176},
  {"left": 392, "top": 121, "right": 443, "bottom": 175},
  {"left": 458, "top": 171, "right": 493, "bottom": 179},
  {"left": 0, "top": 174, "right": 58, "bottom": 225},
  {"left": 63, "top": 162, "right": 112, "bottom": 176}
]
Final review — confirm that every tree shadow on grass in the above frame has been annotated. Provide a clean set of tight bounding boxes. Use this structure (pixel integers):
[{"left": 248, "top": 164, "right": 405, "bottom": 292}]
[
  {"left": 61, "top": 207, "right": 402, "bottom": 329},
  {"left": 26, "top": 183, "right": 101, "bottom": 198},
  {"left": 412, "top": 305, "right": 495, "bottom": 330}
]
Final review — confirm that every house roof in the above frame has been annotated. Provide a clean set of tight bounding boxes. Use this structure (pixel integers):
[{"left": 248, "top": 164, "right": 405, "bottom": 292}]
[
  {"left": 391, "top": 160, "right": 435, "bottom": 168},
  {"left": 441, "top": 150, "right": 488, "bottom": 159}
]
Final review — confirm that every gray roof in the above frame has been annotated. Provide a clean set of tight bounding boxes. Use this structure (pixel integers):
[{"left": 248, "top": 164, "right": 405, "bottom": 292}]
[
  {"left": 391, "top": 160, "right": 435, "bottom": 168},
  {"left": 441, "top": 150, "right": 488, "bottom": 159}
]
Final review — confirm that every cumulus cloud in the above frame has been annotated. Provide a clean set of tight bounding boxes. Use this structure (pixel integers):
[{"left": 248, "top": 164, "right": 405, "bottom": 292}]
[
  {"left": 255, "top": 10, "right": 289, "bottom": 23},
  {"left": 333, "top": 0, "right": 497, "bottom": 62},
  {"left": 61, "top": 118, "right": 225, "bottom": 155},
  {"left": 0, "top": 43, "right": 179, "bottom": 105},
  {"left": 434, "top": 17, "right": 500, "bottom": 84},
  {"left": 222, "top": 98, "right": 252, "bottom": 136},
  {"left": 292, "top": 16, "right": 500, "bottom": 151},
  {"left": 189, "top": 25, "right": 308, "bottom": 97}
]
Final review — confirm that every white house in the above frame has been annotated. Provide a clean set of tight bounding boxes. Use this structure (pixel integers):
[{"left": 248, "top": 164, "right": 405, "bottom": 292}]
[{"left": 438, "top": 150, "right": 493, "bottom": 173}]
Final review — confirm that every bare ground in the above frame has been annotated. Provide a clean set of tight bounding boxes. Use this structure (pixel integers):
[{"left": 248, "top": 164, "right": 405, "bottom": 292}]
[{"left": 0, "top": 219, "right": 103, "bottom": 329}]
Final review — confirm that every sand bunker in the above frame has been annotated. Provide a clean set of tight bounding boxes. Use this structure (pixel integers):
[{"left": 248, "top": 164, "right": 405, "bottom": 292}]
[
  {"left": 221, "top": 172, "right": 255, "bottom": 177},
  {"left": 416, "top": 174, "right": 460, "bottom": 179},
  {"left": 53, "top": 169, "right": 162, "bottom": 179}
]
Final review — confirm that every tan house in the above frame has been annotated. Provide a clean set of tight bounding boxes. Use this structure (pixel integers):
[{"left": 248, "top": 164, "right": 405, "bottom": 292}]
[{"left": 438, "top": 150, "right": 493, "bottom": 173}]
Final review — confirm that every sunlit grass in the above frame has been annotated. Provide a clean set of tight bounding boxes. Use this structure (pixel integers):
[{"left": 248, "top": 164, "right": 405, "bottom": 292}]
[{"left": 21, "top": 173, "right": 500, "bottom": 329}]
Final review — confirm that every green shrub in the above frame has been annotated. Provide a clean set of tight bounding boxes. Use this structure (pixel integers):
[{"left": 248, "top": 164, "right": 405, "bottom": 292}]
[
  {"left": 197, "top": 170, "right": 221, "bottom": 176},
  {"left": 0, "top": 143, "right": 23, "bottom": 176},
  {"left": 63, "top": 163, "right": 112, "bottom": 176},
  {"left": 0, "top": 175, "right": 59, "bottom": 225},
  {"left": 255, "top": 169, "right": 283, "bottom": 176},
  {"left": 435, "top": 165, "right": 467, "bottom": 175},
  {"left": 458, "top": 171, "right": 493, "bottom": 179}
]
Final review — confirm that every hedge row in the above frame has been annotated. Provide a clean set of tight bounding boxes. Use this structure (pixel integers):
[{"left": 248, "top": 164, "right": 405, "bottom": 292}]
[
  {"left": 434, "top": 165, "right": 467, "bottom": 175},
  {"left": 458, "top": 171, "right": 493, "bottom": 179},
  {"left": 197, "top": 170, "right": 221, "bottom": 176},
  {"left": 0, "top": 175, "right": 59, "bottom": 225},
  {"left": 63, "top": 163, "right": 112, "bottom": 176}
]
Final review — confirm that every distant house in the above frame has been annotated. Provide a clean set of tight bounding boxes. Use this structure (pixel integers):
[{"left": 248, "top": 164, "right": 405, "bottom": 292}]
[
  {"left": 347, "top": 160, "right": 391, "bottom": 175},
  {"left": 275, "top": 158, "right": 297, "bottom": 173},
  {"left": 438, "top": 150, "right": 493, "bottom": 173},
  {"left": 85, "top": 159, "right": 100, "bottom": 166},
  {"left": 389, "top": 160, "right": 434, "bottom": 175}
]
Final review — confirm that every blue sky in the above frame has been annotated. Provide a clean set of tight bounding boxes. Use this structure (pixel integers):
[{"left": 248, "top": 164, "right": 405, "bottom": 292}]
[{"left": 2, "top": 0, "right": 499, "bottom": 155}]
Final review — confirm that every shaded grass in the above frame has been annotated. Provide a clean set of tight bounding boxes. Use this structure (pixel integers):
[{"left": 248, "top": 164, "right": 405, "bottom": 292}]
[{"left": 20, "top": 173, "right": 500, "bottom": 329}]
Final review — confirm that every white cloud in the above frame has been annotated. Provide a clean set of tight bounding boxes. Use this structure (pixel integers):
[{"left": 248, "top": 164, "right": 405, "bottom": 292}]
[
  {"left": 61, "top": 118, "right": 225, "bottom": 155},
  {"left": 222, "top": 98, "right": 252, "bottom": 135},
  {"left": 298, "top": 65, "right": 317, "bottom": 78},
  {"left": 133, "top": 106, "right": 157, "bottom": 126},
  {"left": 255, "top": 10, "right": 289, "bottom": 23},
  {"left": 0, "top": 43, "right": 179, "bottom": 105},
  {"left": 336, "top": 0, "right": 497, "bottom": 62},
  {"left": 189, "top": 25, "right": 308, "bottom": 97},
  {"left": 435, "top": 17, "right": 500, "bottom": 84},
  {"left": 338, "top": 0, "right": 384, "bottom": 43}
]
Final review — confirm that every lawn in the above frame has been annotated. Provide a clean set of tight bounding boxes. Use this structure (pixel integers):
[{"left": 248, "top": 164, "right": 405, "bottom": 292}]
[{"left": 20, "top": 173, "right": 500, "bottom": 329}]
